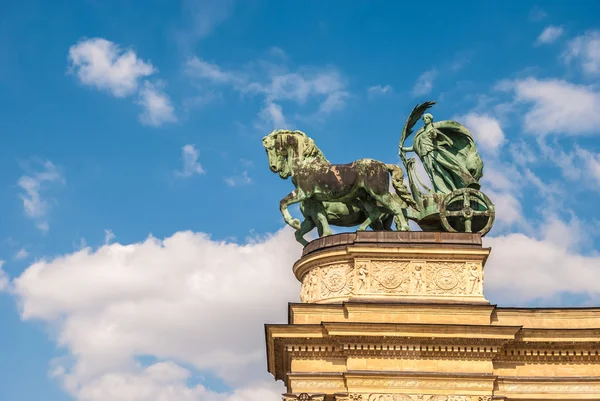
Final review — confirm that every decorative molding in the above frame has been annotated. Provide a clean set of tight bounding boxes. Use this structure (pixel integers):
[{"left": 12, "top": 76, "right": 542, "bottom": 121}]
[
  {"left": 499, "top": 382, "right": 600, "bottom": 392},
  {"left": 292, "top": 380, "right": 347, "bottom": 390},
  {"left": 335, "top": 394, "right": 492, "bottom": 401},
  {"left": 344, "top": 379, "right": 490, "bottom": 390}
]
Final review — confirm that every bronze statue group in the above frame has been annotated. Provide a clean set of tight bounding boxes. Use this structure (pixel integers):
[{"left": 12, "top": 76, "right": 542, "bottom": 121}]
[{"left": 263, "top": 101, "right": 495, "bottom": 245}]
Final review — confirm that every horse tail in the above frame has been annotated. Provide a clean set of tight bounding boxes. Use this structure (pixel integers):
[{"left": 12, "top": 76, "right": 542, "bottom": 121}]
[{"left": 386, "top": 164, "right": 419, "bottom": 210}]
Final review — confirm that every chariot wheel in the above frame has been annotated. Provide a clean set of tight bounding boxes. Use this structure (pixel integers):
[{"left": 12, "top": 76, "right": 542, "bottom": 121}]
[{"left": 440, "top": 188, "right": 495, "bottom": 236}]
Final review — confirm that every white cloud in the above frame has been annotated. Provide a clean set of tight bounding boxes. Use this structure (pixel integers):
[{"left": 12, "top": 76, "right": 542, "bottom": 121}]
[
  {"left": 0, "top": 261, "right": 8, "bottom": 292},
  {"left": 529, "top": 6, "right": 547, "bottom": 21},
  {"left": 13, "top": 228, "right": 300, "bottom": 399},
  {"left": 480, "top": 161, "right": 525, "bottom": 231},
  {"left": 485, "top": 216, "right": 600, "bottom": 305},
  {"left": 509, "top": 140, "right": 538, "bottom": 166},
  {"left": 175, "top": 144, "right": 205, "bottom": 177},
  {"left": 69, "top": 38, "right": 176, "bottom": 127},
  {"left": 68, "top": 38, "right": 155, "bottom": 97},
  {"left": 225, "top": 171, "right": 252, "bottom": 187},
  {"left": 53, "top": 361, "right": 283, "bottom": 401},
  {"left": 563, "top": 30, "right": 600, "bottom": 76},
  {"left": 535, "top": 25, "right": 564, "bottom": 45},
  {"left": 498, "top": 78, "right": 600, "bottom": 135},
  {"left": 259, "top": 101, "right": 287, "bottom": 128},
  {"left": 137, "top": 81, "right": 177, "bottom": 127},
  {"left": 18, "top": 160, "right": 65, "bottom": 232},
  {"left": 455, "top": 113, "right": 505, "bottom": 154},
  {"left": 104, "top": 230, "right": 115, "bottom": 245},
  {"left": 185, "top": 57, "right": 243, "bottom": 85},
  {"left": 368, "top": 85, "right": 392, "bottom": 96},
  {"left": 14, "top": 248, "right": 29, "bottom": 260},
  {"left": 576, "top": 147, "right": 600, "bottom": 186},
  {"left": 185, "top": 56, "right": 349, "bottom": 126},
  {"left": 412, "top": 69, "right": 437, "bottom": 96}
]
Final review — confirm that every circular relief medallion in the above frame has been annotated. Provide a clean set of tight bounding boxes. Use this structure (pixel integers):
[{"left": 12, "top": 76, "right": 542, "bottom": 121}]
[
  {"left": 298, "top": 394, "right": 310, "bottom": 401},
  {"left": 324, "top": 270, "right": 346, "bottom": 292},
  {"left": 379, "top": 267, "right": 403, "bottom": 289},
  {"left": 435, "top": 267, "right": 459, "bottom": 290}
]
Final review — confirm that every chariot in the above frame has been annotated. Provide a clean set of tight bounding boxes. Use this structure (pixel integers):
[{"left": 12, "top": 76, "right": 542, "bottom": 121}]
[{"left": 399, "top": 102, "right": 495, "bottom": 236}]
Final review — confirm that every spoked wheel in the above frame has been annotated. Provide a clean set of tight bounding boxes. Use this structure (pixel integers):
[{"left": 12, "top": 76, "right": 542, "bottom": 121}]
[{"left": 440, "top": 188, "right": 495, "bottom": 236}]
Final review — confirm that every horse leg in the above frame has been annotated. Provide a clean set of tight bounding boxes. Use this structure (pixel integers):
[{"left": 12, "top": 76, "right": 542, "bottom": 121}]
[
  {"left": 357, "top": 200, "right": 382, "bottom": 231},
  {"left": 367, "top": 191, "right": 410, "bottom": 231},
  {"left": 382, "top": 214, "right": 394, "bottom": 230},
  {"left": 295, "top": 218, "right": 316, "bottom": 246},
  {"left": 314, "top": 202, "right": 333, "bottom": 237},
  {"left": 280, "top": 189, "right": 307, "bottom": 230}
]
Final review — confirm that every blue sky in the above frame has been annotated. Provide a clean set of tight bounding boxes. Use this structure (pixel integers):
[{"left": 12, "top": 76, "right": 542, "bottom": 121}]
[{"left": 2, "top": 1, "right": 600, "bottom": 400}]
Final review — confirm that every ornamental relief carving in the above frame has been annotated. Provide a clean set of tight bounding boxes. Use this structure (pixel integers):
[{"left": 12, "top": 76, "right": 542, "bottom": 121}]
[
  {"left": 426, "top": 262, "right": 468, "bottom": 295},
  {"left": 321, "top": 264, "right": 354, "bottom": 298},
  {"left": 336, "top": 395, "right": 491, "bottom": 401},
  {"left": 299, "top": 259, "right": 484, "bottom": 302},
  {"left": 371, "top": 261, "right": 411, "bottom": 293}
]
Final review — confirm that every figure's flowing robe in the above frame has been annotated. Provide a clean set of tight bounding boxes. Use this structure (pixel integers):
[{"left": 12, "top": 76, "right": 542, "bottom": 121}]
[{"left": 412, "top": 120, "right": 483, "bottom": 194}]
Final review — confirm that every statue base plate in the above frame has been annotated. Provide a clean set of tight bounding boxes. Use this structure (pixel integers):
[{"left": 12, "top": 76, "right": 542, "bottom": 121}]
[{"left": 295, "top": 231, "right": 489, "bottom": 304}]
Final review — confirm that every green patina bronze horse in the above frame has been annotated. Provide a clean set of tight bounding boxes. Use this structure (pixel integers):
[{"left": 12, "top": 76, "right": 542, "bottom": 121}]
[{"left": 263, "top": 129, "right": 416, "bottom": 243}]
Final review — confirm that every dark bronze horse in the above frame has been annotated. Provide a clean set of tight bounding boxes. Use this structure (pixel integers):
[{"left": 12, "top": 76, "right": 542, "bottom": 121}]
[{"left": 263, "top": 130, "right": 416, "bottom": 242}]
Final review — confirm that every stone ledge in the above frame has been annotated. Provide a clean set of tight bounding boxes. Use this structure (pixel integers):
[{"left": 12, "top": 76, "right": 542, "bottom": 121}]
[{"left": 302, "top": 231, "right": 483, "bottom": 257}]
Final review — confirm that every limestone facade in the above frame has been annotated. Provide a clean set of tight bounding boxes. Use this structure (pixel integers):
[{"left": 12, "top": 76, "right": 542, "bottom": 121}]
[{"left": 265, "top": 232, "right": 600, "bottom": 400}]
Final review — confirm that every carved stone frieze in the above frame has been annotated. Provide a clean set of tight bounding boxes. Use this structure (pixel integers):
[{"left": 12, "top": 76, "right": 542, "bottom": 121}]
[
  {"left": 298, "top": 257, "right": 485, "bottom": 303},
  {"left": 338, "top": 394, "right": 492, "bottom": 401},
  {"left": 283, "top": 393, "right": 326, "bottom": 401}
]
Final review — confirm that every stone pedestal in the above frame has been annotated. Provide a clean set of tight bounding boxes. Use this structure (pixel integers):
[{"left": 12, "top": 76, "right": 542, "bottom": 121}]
[
  {"left": 296, "top": 232, "right": 488, "bottom": 304},
  {"left": 265, "top": 232, "right": 600, "bottom": 401}
]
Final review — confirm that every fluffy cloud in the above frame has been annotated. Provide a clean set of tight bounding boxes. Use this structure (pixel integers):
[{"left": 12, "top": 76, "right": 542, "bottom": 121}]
[
  {"left": 68, "top": 38, "right": 155, "bottom": 97},
  {"left": 485, "top": 216, "right": 600, "bottom": 305},
  {"left": 185, "top": 56, "right": 349, "bottom": 128},
  {"left": 137, "top": 81, "right": 177, "bottom": 126},
  {"left": 12, "top": 228, "right": 301, "bottom": 400},
  {"left": 175, "top": 144, "right": 205, "bottom": 177},
  {"left": 529, "top": 5, "right": 547, "bottom": 21},
  {"left": 0, "top": 261, "right": 8, "bottom": 291},
  {"left": 367, "top": 85, "right": 392, "bottom": 97},
  {"left": 535, "top": 25, "right": 564, "bottom": 45},
  {"left": 538, "top": 138, "right": 600, "bottom": 190},
  {"left": 53, "top": 362, "right": 283, "bottom": 401},
  {"left": 18, "top": 160, "right": 65, "bottom": 232},
  {"left": 455, "top": 113, "right": 505, "bottom": 154},
  {"left": 563, "top": 30, "right": 600, "bottom": 76},
  {"left": 69, "top": 38, "right": 176, "bottom": 127},
  {"left": 497, "top": 78, "right": 600, "bottom": 135},
  {"left": 412, "top": 69, "right": 437, "bottom": 96},
  {"left": 225, "top": 171, "right": 252, "bottom": 187},
  {"left": 14, "top": 248, "right": 29, "bottom": 260},
  {"left": 480, "top": 162, "right": 525, "bottom": 231}
]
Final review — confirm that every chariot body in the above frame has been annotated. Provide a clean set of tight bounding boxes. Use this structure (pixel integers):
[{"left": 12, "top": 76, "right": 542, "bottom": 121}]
[{"left": 399, "top": 102, "right": 495, "bottom": 236}]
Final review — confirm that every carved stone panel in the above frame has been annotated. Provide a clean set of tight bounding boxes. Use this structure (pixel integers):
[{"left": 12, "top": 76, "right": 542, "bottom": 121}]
[
  {"left": 299, "top": 257, "right": 485, "bottom": 303},
  {"left": 426, "top": 262, "right": 468, "bottom": 295},
  {"left": 371, "top": 261, "right": 410, "bottom": 294}
]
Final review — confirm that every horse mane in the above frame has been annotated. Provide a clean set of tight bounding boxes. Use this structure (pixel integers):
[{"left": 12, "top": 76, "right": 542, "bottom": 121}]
[{"left": 274, "top": 130, "right": 328, "bottom": 162}]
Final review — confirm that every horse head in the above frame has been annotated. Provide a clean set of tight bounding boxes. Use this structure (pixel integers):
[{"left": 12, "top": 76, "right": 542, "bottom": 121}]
[
  {"left": 262, "top": 130, "right": 291, "bottom": 179},
  {"left": 262, "top": 129, "right": 327, "bottom": 179}
]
